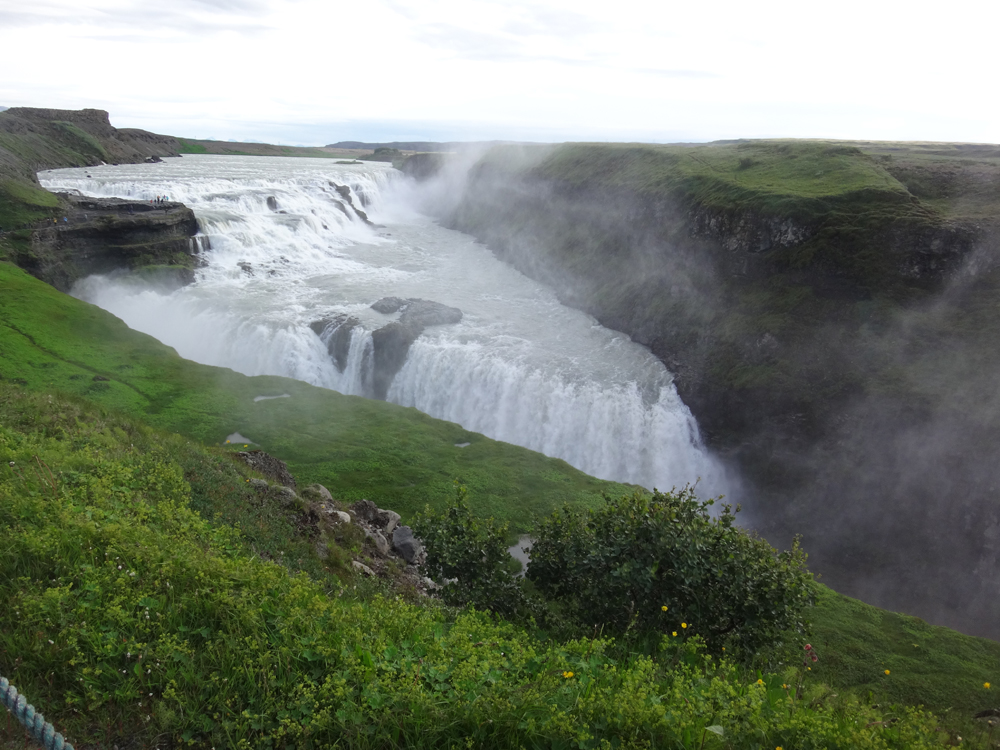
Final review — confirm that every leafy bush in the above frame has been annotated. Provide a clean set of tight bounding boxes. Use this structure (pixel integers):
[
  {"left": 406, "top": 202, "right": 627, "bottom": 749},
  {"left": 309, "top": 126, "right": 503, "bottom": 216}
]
[
  {"left": 412, "top": 483, "right": 532, "bottom": 619},
  {"left": 527, "top": 488, "right": 814, "bottom": 657}
]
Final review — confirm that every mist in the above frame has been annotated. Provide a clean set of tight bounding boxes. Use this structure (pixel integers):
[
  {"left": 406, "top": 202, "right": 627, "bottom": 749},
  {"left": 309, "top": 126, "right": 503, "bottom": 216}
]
[
  {"left": 417, "top": 143, "right": 1000, "bottom": 639},
  {"left": 45, "top": 154, "right": 730, "bottom": 501}
]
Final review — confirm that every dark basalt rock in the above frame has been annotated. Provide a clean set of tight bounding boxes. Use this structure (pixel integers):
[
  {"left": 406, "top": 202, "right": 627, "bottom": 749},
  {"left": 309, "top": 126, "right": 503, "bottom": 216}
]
[
  {"left": 392, "top": 525, "right": 425, "bottom": 565},
  {"left": 26, "top": 194, "right": 200, "bottom": 292},
  {"left": 330, "top": 182, "right": 374, "bottom": 226},
  {"left": 266, "top": 196, "right": 278, "bottom": 211},
  {"left": 371, "top": 296, "right": 407, "bottom": 314},
  {"left": 310, "top": 315, "right": 361, "bottom": 372},
  {"left": 369, "top": 297, "right": 463, "bottom": 399}
]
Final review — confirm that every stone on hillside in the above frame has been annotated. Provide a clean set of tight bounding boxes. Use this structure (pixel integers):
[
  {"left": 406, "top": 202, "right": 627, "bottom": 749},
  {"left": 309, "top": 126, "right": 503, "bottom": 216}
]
[
  {"left": 377, "top": 509, "right": 401, "bottom": 536},
  {"left": 366, "top": 529, "right": 391, "bottom": 557},
  {"left": 351, "top": 499, "right": 380, "bottom": 523},
  {"left": 272, "top": 486, "right": 298, "bottom": 507},
  {"left": 301, "top": 483, "right": 333, "bottom": 503},
  {"left": 352, "top": 560, "right": 375, "bottom": 577},
  {"left": 235, "top": 450, "right": 296, "bottom": 488},
  {"left": 392, "top": 525, "right": 425, "bottom": 565}
]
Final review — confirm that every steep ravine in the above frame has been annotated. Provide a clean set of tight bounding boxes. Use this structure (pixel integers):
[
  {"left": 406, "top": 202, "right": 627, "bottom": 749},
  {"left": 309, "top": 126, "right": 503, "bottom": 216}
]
[{"left": 440, "top": 142, "right": 1000, "bottom": 639}]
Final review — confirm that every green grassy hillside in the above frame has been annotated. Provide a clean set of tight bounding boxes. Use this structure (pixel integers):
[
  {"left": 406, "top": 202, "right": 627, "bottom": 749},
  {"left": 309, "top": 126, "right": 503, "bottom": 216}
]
[
  {"left": 0, "top": 261, "right": 624, "bottom": 526},
  {"left": 5, "top": 385, "right": 973, "bottom": 749}
]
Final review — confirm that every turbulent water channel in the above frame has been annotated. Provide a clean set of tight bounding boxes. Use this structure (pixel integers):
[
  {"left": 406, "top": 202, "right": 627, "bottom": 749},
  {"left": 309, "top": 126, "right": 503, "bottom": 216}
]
[{"left": 41, "top": 154, "right": 728, "bottom": 496}]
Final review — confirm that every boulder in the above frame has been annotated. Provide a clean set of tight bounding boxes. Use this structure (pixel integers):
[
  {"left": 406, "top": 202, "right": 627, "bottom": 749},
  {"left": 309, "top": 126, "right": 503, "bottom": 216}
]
[
  {"left": 369, "top": 297, "right": 463, "bottom": 399},
  {"left": 352, "top": 560, "right": 375, "bottom": 577},
  {"left": 377, "top": 509, "right": 401, "bottom": 536},
  {"left": 235, "top": 450, "right": 296, "bottom": 488},
  {"left": 392, "top": 525, "right": 425, "bottom": 565},
  {"left": 301, "top": 483, "right": 333, "bottom": 503},
  {"left": 266, "top": 196, "right": 278, "bottom": 211},
  {"left": 310, "top": 316, "right": 360, "bottom": 373},
  {"left": 371, "top": 296, "right": 408, "bottom": 314},
  {"left": 365, "top": 529, "right": 391, "bottom": 557},
  {"left": 271, "top": 486, "right": 298, "bottom": 507},
  {"left": 350, "top": 499, "right": 380, "bottom": 523}
]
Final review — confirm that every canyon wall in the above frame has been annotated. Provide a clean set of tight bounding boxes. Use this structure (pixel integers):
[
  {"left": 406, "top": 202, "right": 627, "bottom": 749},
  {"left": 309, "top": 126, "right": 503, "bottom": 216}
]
[{"left": 438, "top": 142, "right": 1000, "bottom": 638}]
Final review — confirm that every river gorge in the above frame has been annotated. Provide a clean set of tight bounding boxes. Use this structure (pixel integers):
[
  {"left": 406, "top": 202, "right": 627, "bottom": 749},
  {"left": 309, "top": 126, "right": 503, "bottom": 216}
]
[{"left": 39, "top": 154, "right": 729, "bottom": 499}]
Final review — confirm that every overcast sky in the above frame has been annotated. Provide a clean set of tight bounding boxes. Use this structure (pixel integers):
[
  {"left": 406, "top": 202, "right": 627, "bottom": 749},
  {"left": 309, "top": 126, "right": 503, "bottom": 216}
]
[{"left": 1, "top": 0, "right": 996, "bottom": 145}]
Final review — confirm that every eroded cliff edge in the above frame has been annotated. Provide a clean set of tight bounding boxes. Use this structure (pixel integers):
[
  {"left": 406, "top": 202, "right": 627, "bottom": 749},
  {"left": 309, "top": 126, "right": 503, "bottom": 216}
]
[
  {"left": 0, "top": 107, "right": 199, "bottom": 289},
  {"left": 437, "top": 141, "right": 1000, "bottom": 638}
]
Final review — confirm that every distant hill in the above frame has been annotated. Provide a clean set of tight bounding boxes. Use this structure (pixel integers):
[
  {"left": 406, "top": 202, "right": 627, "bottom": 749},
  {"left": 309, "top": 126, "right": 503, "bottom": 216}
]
[
  {"left": 0, "top": 106, "right": 8, "bottom": 112},
  {"left": 325, "top": 140, "right": 528, "bottom": 152}
]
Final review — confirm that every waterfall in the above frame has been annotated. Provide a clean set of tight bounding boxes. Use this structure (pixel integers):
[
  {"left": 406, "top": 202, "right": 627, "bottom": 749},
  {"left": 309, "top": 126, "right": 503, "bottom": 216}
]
[{"left": 40, "top": 154, "right": 730, "bottom": 498}]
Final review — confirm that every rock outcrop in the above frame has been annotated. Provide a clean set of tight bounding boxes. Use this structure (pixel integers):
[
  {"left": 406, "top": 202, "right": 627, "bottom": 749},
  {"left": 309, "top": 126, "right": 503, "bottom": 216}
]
[
  {"left": 310, "top": 315, "right": 361, "bottom": 373},
  {"left": 22, "top": 195, "right": 201, "bottom": 291},
  {"left": 238, "top": 451, "right": 433, "bottom": 593},
  {"left": 369, "top": 297, "right": 463, "bottom": 399},
  {"left": 236, "top": 449, "right": 297, "bottom": 489},
  {"left": 309, "top": 298, "right": 463, "bottom": 398}
]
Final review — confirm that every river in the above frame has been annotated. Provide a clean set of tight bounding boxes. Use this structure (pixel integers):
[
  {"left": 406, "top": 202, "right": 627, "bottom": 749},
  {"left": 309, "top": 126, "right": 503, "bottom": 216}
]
[{"left": 39, "top": 154, "right": 729, "bottom": 497}]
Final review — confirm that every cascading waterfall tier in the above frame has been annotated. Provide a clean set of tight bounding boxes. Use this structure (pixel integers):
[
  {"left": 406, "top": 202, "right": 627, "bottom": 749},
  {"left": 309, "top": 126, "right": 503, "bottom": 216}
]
[{"left": 40, "top": 154, "right": 730, "bottom": 497}]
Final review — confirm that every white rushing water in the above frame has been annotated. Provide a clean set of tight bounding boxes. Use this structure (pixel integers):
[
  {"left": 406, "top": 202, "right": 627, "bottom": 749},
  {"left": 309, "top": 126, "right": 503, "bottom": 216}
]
[{"left": 40, "top": 154, "right": 729, "bottom": 496}]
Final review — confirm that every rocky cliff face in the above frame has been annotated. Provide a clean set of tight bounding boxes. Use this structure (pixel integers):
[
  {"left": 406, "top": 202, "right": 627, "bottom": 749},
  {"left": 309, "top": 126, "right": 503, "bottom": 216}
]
[
  {"left": 1, "top": 107, "right": 181, "bottom": 169},
  {"left": 18, "top": 195, "right": 200, "bottom": 291},
  {"left": 0, "top": 107, "right": 195, "bottom": 289},
  {"left": 442, "top": 142, "right": 1000, "bottom": 639}
]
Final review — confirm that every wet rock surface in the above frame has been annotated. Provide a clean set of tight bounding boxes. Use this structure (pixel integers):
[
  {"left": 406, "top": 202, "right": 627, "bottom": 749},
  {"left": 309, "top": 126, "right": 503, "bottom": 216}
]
[
  {"left": 25, "top": 194, "right": 200, "bottom": 292},
  {"left": 369, "top": 297, "right": 463, "bottom": 399},
  {"left": 310, "top": 315, "right": 361, "bottom": 373}
]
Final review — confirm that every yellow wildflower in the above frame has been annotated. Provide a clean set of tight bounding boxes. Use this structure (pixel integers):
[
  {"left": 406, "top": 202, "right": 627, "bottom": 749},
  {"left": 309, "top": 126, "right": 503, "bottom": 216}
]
[
  {"left": 661, "top": 605, "right": 668, "bottom": 611},
  {"left": 562, "top": 671, "right": 574, "bottom": 679},
  {"left": 884, "top": 670, "right": 890, "bottom": 675},
  {"left": 681, "top": 623, "right": 688, "bottom": 629},
  {"left": 986, "top": 682, "right": 992, "bottom": 689},
  {"left": 672, "top": 631, "right": 677, "bottom": 637},
  {"left": 756, "top": 679, "right": 764, "bottom": 685}
]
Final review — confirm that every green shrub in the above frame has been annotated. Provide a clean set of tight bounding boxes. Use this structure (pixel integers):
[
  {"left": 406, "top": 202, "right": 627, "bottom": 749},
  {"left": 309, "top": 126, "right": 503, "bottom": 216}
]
[
  {"left": 527, "top": 488, "right": 815, "bottom": 658},
  {"left": 413, "top": 483, "right": 532, "bottom": 620}
]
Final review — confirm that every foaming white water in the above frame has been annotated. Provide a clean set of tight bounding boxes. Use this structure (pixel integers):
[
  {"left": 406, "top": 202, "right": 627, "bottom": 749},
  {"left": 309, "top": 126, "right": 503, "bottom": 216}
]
[{"left": 41, "top": 155, "right": 729, "bottom": 496}]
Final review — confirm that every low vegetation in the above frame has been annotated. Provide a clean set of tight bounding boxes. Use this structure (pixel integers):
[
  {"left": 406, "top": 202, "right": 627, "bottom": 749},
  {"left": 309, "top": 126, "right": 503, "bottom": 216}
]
[
  {"left": 0, "top": 261, "right": 624, "bottom": 526},
  {"left": 0, "top": 386, "right": 984, "bottom": 749}
]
